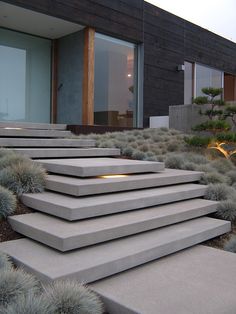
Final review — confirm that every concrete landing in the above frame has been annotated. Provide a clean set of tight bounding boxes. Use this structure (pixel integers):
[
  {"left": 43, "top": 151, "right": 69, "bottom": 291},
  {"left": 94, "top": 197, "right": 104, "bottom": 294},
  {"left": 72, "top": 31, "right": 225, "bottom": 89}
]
[
  {"left": 92, "top": 245, "right": 236, "bottom": 314},
  {"left": 0, "top": 138, "right": 95, "bottom": 148},
  {"left": 45, "top": 169, "right": 203, "bottom": 196},
  {"left": 21, "top": 183, "right": 207, "bottom": 220},
  {"left": 9, "top": 199, "right": 218, "bottom": 251},
  {"left": 0, "top": 218, "right": 230, "bottom": 283},
  {"left": 13, "top": 148, "right": 120, "bottom": 159},
  {"left": 35, "top": 158, "right": 165, "bottom": 177}
]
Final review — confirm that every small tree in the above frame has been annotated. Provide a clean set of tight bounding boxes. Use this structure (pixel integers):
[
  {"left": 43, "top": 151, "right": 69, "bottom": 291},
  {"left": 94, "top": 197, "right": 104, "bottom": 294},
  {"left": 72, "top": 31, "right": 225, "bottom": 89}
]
[{"left": 192, "top": 87, "right": 230, "bottom": 134}]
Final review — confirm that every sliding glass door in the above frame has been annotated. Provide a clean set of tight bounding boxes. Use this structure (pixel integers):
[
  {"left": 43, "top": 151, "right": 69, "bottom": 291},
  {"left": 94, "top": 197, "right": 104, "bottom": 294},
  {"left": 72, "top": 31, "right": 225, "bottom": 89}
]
[
  {"left": 0, "top": 28, "right": 51, "bottom": 123},
  {"left": 94, "top": 33, "right": 138, "bottom": 127}
]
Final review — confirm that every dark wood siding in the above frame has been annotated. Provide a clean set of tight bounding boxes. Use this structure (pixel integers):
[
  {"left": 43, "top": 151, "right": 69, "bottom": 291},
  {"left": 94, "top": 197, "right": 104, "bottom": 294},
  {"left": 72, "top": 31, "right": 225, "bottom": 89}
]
[
  {"left": 143, "top": 2, "right": 236, "bottom": 127},
  {"left": 4, "top": 0, "right": 236, "bottom": 127},
  {"left": 3, "top": 0, "right": 144, "bottom": 42}
]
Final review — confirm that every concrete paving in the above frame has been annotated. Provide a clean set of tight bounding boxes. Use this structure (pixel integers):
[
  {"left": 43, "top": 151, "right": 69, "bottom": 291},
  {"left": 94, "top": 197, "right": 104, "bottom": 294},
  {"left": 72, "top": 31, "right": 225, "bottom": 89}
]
[
  {"left": 9, "top": 199, "right": 218, "bottom": 251},
  {"left": 21, "top": 183, "right": 207, "bottom": 220},
  {"left": 0, "top": 218, "right": 230, "bottom": 283},
  {"left": 45, "top": 169, "right": 203, "bottom": 196},
  {"left": 0, "top": 128, "right": 72, "bottom": 138},
  {"left": 0, "top": 138, "right": 95, "bottom": 147},
  {"left": 0, "top": 122, "right": 67, "bottom": 130},
  {"left": 35, "top": 158, "right": 165, "bottom": 177},
  {"left": 92, "top": 245, "right": 236, "bottom": 314},
  {"left": 13, "top": 148, "right": 120, "bottom": 159}
]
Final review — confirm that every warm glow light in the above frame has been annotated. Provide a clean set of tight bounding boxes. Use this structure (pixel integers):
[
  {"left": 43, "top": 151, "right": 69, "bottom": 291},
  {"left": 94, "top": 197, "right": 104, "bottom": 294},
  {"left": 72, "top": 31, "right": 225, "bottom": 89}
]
[
  {"left": 4, "top": 127, "right": 22, "bottom": 130},
  {"left": 99, "top": 174, "right": 129, "bottom": 179},
  {"left": 127, "top": 74, "right": 132, "bottom": 77},
  {"left": 207, "top": 141, "right": 236, "bottom": 159}
]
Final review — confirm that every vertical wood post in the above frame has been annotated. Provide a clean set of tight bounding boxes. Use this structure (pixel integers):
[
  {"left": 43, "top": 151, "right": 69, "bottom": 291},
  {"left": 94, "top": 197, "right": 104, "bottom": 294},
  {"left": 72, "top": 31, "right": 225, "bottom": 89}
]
[
  {"left": 82, "top": 27, "right": 95, "bottom": 125},
  {"left": 51, "top": 39, "right": 58, "bottom": 123}
]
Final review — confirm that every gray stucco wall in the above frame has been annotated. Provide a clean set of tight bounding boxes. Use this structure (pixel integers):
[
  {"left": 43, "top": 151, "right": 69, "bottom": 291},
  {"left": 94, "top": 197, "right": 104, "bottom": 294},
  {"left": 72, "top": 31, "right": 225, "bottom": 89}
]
[{"left": 57, "top": 30, "right": 84, "bottom": 124}]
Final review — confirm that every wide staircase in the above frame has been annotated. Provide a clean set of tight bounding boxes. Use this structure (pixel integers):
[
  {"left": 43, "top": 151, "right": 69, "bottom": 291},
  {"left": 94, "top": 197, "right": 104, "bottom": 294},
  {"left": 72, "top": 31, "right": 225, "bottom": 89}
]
[{"left": 0, "top": 122, "right": 234, "bottom": 314}]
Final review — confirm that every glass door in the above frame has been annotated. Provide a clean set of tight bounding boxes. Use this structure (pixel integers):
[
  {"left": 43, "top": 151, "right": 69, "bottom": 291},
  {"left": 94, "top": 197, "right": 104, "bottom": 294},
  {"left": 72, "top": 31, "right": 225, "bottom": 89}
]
[{"left": 0, "top": 28, "right": 51, "bottom": 123}]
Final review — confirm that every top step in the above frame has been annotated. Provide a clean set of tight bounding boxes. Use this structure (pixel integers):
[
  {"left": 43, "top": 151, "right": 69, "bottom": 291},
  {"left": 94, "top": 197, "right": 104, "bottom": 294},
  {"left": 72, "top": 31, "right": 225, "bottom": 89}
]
[
  {"left": 0, "top": 122, "right": 67, "bottom": 130},
  {"left": 0, "top": 128, "right": 72, "bottom": 138}
]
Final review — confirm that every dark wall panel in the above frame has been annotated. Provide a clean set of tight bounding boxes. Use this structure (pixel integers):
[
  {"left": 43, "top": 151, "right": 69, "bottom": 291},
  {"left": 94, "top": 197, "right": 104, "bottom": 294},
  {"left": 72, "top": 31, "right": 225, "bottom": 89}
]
[
  {"left": 143, "top": 2, "right": 236, "bottom": 127},
  {"left": 143, "top": 3, "right": 185, "bottom": 127},
  {"left": 3, "top": 0, "right": 144, "bottom": 42}
]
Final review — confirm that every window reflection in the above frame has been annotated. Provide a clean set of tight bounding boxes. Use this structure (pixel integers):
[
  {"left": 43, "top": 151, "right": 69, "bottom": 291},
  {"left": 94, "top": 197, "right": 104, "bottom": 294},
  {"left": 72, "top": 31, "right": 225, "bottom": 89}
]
[
  {"left": 94, "top": 33, "right": 137, "bottom": 127},
  {"left": 196, "top": 64, "right": 223, "bottom": 98}
]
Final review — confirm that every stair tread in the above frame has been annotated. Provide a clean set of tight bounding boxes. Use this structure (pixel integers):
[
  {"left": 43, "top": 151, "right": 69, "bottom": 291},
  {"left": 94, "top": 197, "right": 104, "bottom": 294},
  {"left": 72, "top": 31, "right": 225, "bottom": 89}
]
[
  {"left": 0, "top": 218, "right": 230, "bottom": 283},
  {"left": 0, "top": 122, "right": 66, "bottom": 130},
  {"left": 35, "top": 157, "right": 165, "bottom": 177},
  {"left": 21, "top": 183, "right": 207, "bottom": 220},
  {"left": 9, "top": 199, "right": 218, "bottom": 251},
  {"left": 0, "top": 138, "right": 95, "bottom": 147},
  {"left": 13, "top": 148, "right": 120, "bottom": 158},
  {"left": 45, "top": 168, "right": 203, "bottom": 196},
  {"left": 92, "top": 245, "right": 236, "bottom": 314},
  {"left": 0, "top": 129, "right": 72, "bottom": 138}
]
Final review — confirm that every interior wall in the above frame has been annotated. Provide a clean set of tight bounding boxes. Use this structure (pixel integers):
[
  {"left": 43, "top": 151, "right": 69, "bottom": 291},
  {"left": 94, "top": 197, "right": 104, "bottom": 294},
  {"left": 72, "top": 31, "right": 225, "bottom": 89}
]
[
  {"left": 224, "top": 74, "right": 236, "bottom": 102},
  {"left": 57, "top": 30, "right": 84, "bottom": 124}
]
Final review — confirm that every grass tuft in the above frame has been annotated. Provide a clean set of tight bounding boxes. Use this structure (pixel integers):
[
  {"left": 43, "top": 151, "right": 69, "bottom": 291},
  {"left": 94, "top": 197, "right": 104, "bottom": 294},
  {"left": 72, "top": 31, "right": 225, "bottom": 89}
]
[{"left": 44, "top": 280, "right": 103, "bottom": 314}]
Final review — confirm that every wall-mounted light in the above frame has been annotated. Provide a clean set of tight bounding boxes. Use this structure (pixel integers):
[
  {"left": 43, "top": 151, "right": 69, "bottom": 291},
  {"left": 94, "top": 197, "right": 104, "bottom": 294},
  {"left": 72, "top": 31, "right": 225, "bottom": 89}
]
[
  {"left": 176, "top": 64, "right": 185, "bottom": 71},
  {"left": 127, "top": 74, "right": 132, "bottom": 77}
]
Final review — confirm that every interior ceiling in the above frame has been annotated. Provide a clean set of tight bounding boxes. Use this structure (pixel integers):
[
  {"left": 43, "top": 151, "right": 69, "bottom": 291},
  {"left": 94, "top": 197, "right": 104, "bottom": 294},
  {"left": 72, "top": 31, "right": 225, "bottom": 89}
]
[{"left": 0, "top": 1, "right": 84, "bottom": 39}]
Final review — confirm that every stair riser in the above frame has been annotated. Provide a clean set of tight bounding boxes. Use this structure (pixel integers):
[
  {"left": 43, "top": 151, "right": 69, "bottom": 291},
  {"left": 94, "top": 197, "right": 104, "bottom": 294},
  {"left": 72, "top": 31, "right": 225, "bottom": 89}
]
[
  {"left": 14, "top": 148, "right": 120, "bottom": 159},
  {"left": 45, "top": 173, "right": 202, "bottom": 196},
  {"left": 9, "top": 203, "right": 217, "bottom": 251},
  {"left": 21, "top": 187, "right": 207, "bottom": 220},
  {"left": 5, "top": 223, "right": 230, "bottom": 284}
]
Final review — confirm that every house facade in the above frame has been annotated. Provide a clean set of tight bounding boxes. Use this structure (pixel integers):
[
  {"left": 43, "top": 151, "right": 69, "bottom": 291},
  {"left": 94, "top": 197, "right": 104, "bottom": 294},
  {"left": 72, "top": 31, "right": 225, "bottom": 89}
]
[{"left": 0, "top": 0, "right": 236, "bottom": 128}]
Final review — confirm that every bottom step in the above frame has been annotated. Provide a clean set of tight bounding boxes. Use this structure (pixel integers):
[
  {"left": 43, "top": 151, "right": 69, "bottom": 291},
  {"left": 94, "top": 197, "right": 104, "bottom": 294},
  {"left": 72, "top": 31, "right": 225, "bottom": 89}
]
[
  {"left": 92, "top": 245, "right": 236, "bottom": 314},
  {"left": 0, "top": 218, "right": 230, "bottom": 284}
]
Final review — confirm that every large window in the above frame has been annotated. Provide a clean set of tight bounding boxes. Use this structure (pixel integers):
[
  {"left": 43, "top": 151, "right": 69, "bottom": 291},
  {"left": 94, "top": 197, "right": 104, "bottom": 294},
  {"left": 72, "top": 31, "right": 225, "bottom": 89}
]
[
  {"left": 94, "top": 33, "right": 138, "bottom": 127},
  {"left": 195, "top": 64, "right": 223, "bottom": 98},
  {"left": 184, "top": 62, "right": 224, "bottom": 104},
  {"left": 0, "top": 28, "right": 51, "bottom": 123}
]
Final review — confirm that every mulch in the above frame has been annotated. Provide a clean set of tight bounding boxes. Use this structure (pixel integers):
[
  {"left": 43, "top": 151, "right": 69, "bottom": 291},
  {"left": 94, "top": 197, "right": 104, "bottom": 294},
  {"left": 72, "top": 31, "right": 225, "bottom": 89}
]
[{"left": 0, "top": 201, "right": 33, "bottom": 243}]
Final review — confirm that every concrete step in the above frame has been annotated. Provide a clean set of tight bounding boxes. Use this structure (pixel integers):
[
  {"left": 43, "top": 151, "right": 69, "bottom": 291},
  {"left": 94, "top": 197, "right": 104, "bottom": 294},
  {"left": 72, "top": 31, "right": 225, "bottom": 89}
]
[
  {"left": 13, "top": 148, "right": 120, "bottom": 159},
  {"left": 0, "top": 122, "right": 67, "bottom": 130},
  {"left": 45, "top": 169, "right": 203, "bottom": 196},
  {"left": 21, "top": 183, "right": 207, "bottom": 220},
  {"left": 35, "top": 158, "right": 165, "bottom": 177},
  {"left": 9, "top": 199, "right": 218, "bottom": 251},
  {"left": 0, "top": 128, "right": 72, "bottom": 138},
  {"left": 0, "top": 218, "right": 230, "bottom": 283},
  {"left": 92, "top": 245, "right": 236, "bottom": 314},
  {"left": 0, "top": 138, "right": 95, "bottom": 148}
]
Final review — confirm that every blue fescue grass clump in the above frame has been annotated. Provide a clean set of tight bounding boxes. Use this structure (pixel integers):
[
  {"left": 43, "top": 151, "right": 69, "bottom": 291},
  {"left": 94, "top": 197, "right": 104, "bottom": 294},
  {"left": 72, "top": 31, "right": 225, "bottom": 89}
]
[
  {"left": 1, "top": 293, "right": 55, "bottom": 314},
  {"left": 0, "top": 162, "right": 46, "bottom": 196},
  {"left": 224, "top": 235, "right": 236, "bottom": 253},
  {"left": 44, "top": 280, "right": 104, "bottom": 314},
  {"left": 0, "top": 186, "right": 16, "bottom": 218},
  {"left": 0, "top": 268, "right": 41, "bottom": 308},
  {"left": 204, "top": 184, "right": 234, "bottom": 201},
  {"left": 216, "top": 199, "right": 236, "bottom": 221},
  {"left": 0, "top": 252, "right": 13, "bottom": 271}
]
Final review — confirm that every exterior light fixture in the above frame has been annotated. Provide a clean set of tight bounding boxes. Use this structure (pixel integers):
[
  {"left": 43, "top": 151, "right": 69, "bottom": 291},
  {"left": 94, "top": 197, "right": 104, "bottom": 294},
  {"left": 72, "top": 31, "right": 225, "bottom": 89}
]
[
  {"left": 127, "top": 74, "right": 132, "bottom": 77},
  {"left": 99, "top": 174, "right": 129, "bottom": 179},
  {"left": 176, "top": 64, "right": 185, "bottom": 71}
]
